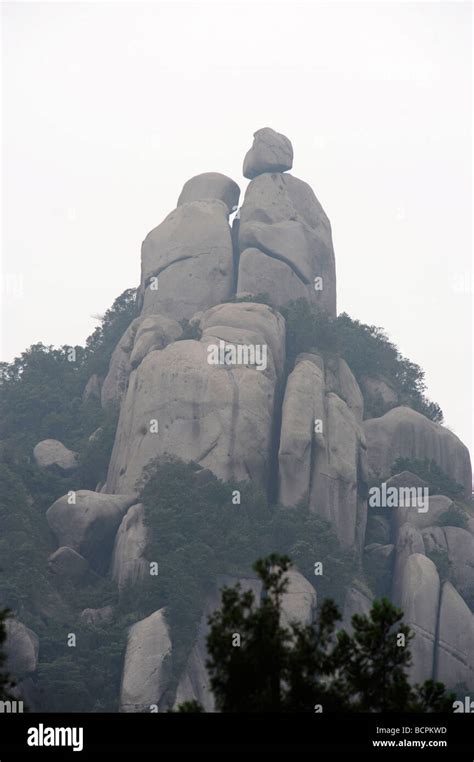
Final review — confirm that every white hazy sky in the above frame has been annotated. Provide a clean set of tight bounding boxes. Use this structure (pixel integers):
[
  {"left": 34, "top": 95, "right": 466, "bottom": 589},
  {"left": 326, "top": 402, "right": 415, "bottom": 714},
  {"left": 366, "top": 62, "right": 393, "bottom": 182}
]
[{"left": 1, "top": 1, "right": 472, "bottom": 456}]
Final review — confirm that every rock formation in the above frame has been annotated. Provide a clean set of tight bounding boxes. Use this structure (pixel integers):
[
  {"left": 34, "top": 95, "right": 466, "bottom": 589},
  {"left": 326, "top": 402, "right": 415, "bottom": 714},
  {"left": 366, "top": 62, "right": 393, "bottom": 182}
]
[
  {"left": 33, "top": 439, "right": 79, "bottom": 474},
  {"left": 278, "top": 352, "right": 367, "bottom": 549},
  {"left": 364, "top": 406, "right": 471, "bottom": 499},
  {"left": 237, "top": 172, "right": 336, "bottom": 315},
  {"left": 111, "top": 503, "right": 148, "bottom": 591},
  {"left": 5, "top": 619, "right": 39, "bottom": 680},
  {"left": 33, "top": 128, "right": 473, "bottom": 711},
  {"left": 120, "top": 608, "right": 172, "bottom": 712},
  {"left": 243, "top": 127, "right": 293, "bottom": 179},
  {"left": 46, "top": 491, "right": 137, "bottom": 572},
  {"left": 105, "top": 302, "right": 285, "bottom": 493}
]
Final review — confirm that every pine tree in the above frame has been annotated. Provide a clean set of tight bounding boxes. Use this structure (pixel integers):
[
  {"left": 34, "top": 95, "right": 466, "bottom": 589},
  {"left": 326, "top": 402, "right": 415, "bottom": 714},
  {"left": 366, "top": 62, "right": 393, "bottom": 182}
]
[{"left": 194, "top": 555, "right": 455, "bottom": 713}]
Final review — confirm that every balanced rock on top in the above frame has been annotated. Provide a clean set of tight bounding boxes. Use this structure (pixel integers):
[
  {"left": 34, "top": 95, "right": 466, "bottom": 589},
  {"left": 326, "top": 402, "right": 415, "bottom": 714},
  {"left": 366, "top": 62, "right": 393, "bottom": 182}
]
[
  {"left": 177, "top": 172, "right": 240, "bottom": 214},
  {"left": 243, "top": 127, "right": 293, "bottom": 179}
]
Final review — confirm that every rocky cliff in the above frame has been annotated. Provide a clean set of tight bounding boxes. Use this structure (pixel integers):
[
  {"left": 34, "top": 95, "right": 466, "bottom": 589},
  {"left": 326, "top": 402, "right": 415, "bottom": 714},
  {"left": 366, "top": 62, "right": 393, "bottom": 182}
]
[{"left": 20, "top": 128, "right": 473, "bottom": 711}]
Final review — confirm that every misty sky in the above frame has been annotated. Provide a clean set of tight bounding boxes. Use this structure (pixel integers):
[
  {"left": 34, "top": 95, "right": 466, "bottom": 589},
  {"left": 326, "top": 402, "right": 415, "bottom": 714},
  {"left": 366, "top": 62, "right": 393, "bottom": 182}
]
[{"left": 2, "top": 1, "right": 472, "bottom": 455}]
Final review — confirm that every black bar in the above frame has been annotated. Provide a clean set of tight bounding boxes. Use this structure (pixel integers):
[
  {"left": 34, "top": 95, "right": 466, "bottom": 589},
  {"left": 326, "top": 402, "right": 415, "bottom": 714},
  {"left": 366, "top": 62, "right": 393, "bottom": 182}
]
[{"left": 0, "top": 713, "right": 472, "bottom": 759}]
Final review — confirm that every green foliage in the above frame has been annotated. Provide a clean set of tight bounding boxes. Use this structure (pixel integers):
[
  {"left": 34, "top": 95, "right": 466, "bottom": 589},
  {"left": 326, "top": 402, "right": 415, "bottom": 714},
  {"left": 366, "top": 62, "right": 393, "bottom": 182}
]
[
  {"left": 0, "top": 344, "right": 89, "bottom": 453},
  {"left": 437, "top": 504, "right": 469, "bottom": 530},
  {"left": 197, "top": 555, "right": 455, "bottom": 713},
  {"left": 0, "top": 462, "right": 65, "bottom": 626},
  {"left": 281, "top": 300, "right": 443, "bottom": 423},
  {"left": 363, "top": 548, "right": 392, "bottom": 599},
  {"left": 83, "top": 288, "right": 138, "bottom": 377},
  {"left": 0, "top": 290, "right": 137, "bottom": 710},
  {"left": 77, "top": 407, "right": 119, "bottom": 488},
  {"left": 136, "top": 458, "right": 356, "bottom": 689},
  {"left": 426, "top": 549, "right": 452, "bottom": 584},
  {"left": 36, "top": 615, "right": 127, "bottom": 712},
  {"left": 0, "top": 289, "right": 136, "bottom": 460},
  {"left": 174, "top": 699, "right": 204, "bottom": 713},
  {"left": 391, "top": 457, "right": 465, "bottom": 500}
]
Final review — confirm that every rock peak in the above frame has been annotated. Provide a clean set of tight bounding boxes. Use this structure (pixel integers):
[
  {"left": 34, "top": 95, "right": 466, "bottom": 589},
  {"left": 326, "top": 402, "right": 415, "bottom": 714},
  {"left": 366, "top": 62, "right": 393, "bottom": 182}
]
[{"left": 243, "top": 127, "right": 293, "bottom": 179}]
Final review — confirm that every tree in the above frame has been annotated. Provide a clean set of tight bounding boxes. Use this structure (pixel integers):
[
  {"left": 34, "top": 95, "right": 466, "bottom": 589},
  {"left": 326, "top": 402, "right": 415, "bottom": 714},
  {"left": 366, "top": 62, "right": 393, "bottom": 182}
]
[
  {"left": 196, "top": 555, "right": 455, "bottom": 713},
  {"left": 0, "top": 609, "right": 15, "bottom": 700},
  {"left": 280, "top": 300, "right": 443, "bottom": 423}
]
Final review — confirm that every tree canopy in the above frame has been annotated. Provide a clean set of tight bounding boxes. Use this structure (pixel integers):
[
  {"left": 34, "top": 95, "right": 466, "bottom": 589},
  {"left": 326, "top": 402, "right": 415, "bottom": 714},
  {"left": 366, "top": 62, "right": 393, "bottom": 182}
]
[{"left": 196, "top": 554, "right": 455, "bottom": 713}]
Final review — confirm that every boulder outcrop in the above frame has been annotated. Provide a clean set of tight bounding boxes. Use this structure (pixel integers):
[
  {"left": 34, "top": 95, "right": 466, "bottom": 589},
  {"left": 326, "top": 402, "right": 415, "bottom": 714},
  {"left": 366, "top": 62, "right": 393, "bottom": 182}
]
[
  {"left": 237, "top": 170, "right": 336, "bottom": 315},
  {"left": 139, "top": 200, "right": 233, "bottom": 321},
  {"left": 422, "top": 526, "right": 474, "bottom": 601},
  {"left": 80, "top": 606, "right": 114, "bottom": 626},
  {"left": 243, "top": 127, "right": 293, "bottom": 179},
  {"left": 436, "top": 582, "right": 474, "bottom": 690},
  {"left": 177, "top": 172, "right": 240, "bottom": 214},
  {"left": 394, "top": 553, "right": 440, "bottom": 684},
  {"left": 120, "top": 608, "right": 172, "bottom": 712},
  {"left": 33, "top": 439, "right": 79, "bottom": 474},
  {"left": 101, "top": 314, "right": 182, "bottom": 409},
  {"left": 278, "top": 353, "right": 367, "bottom": 548},
  {"left": 48, "top": 546, "right": 94, "bottom": 581},
  {"left": 106, "top": 302, "right": 285, "bottom": 493},
  {"left": 111, "top": 503, "right": 148, "bottom": 591},
  {"left": 5, "top": 619, "right": 39, "bottom": 679},
  {"left": 46, "top": 491, "right": 137, "bottom": 571},
  {"left": 363, "top": 406, "right": 472, "bottom": 499},
  {"left": 280, "top": 570, "right": 317, "bottom": 629}
]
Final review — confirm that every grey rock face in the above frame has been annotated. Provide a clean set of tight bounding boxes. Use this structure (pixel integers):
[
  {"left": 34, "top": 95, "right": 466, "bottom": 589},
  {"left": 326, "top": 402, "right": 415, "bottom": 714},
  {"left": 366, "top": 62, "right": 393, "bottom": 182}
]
[
  {"left": 238, "top": 248, "right": 310, "bottom": 309},
  {"left": 47, "top": 546, "right": 93, "bottom": 581},
  {"left": 33, "top": 439, "right": 79, "bottom": 474},
  {"left": 101, "top": 315, "right": 181, "bottom": 410},
  {"left": 280, "top": 570, "right": 317, "bottom": 629},
  {"left": 101, "top": 317, "right": 143, "bottom": 410},
  {"left": 365, "top": 543, "right": 394, "bottom": 561},
  {"left": 278, "top": 358, "right": 325, "bottom": 508},
  {"left": 366, "top": 514, "right": 391, "bottom": 545},
  {"left": 120, "top": 609, "right": 172, "bottom": 712},
  {"left": 278, "top": 354, "right": 367, "bottom": 548},
  {"left": 174, "top": 576, "right": 262, "bottom": 712},
  {"left": 324, "top": 356, "right": 364, "bottom": 424},
  {"left": 237, "top": 173, "right": 336, "bottom": 316},
  {"left": 111, "top": 503, "right": 148, "bottom": 592},
  {"left": 392, "top": 523, "right": 425, "bottom": 602},
  {"left": 386, "top": 471, "right": 453, "bottom": 532},
  {"left": 106, "top": 302, "right": 285, "bottom": 494},
  {"left": 140, "top": 200, "right": 233, "bottom": 321},
  {"left": 82, "top": 373, "right": 102, "bottom": 403},
  {"left": 422, "top": 526, "right": 474, "bottom": 600},
  {"left": 178, "top": 172, "right": 240, "bottom": 214},
  {"left": 46, "top": 491, "right": 137, "bottom": 570},
  {"left": 199, "top": 301, "right": 286, "bottom": 379},
  {"left": 395, "top": 553, "right": 440, "bottom": 684},
  {"left": 360, "top": 375, "right": 398, "bottom": 415},
  {"left": 80, "top": 606, "right": 114, "bottom": 626},
  {"left": 243, "top": 127, "right": 293, "bottom": 179},
  {"left": 129, "top": 315, "right": 182, "bottom": 369},
  {"left": 364, "top": 406, "right": 472, "bottom": 499},
  {"left": 436, "top": 582, "right": 474, "bottom": 690},
  {"left": 5, "top": 619, "right": 39, "bottom": 679},
  {"left": 342, "top": 586, "right": 374, "bottom": 634}
]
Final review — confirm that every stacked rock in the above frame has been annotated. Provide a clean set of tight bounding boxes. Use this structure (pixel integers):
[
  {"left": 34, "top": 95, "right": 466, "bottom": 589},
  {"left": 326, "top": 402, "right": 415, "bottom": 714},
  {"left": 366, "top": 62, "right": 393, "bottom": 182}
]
[{"left": 237, "top": 127, "right": 336, "bottom": 316}]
